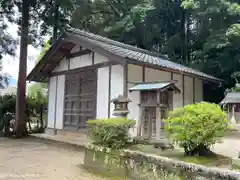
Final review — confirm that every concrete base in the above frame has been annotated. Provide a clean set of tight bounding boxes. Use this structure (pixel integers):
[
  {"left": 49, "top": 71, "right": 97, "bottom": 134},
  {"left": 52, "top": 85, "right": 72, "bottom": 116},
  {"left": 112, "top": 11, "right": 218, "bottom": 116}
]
[
  {"left": 44, "top": 128, "right": 55, "bottom": 135},
  {"left": 29, "top": 132, "right": 88, "bottom": 148}
]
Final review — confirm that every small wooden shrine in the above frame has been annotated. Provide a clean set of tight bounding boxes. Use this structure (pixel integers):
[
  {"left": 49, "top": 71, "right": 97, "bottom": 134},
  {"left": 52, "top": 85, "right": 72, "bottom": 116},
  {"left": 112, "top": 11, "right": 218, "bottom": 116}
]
[{"left": 129, "top": 81, "right": 181, "bottom": 141}]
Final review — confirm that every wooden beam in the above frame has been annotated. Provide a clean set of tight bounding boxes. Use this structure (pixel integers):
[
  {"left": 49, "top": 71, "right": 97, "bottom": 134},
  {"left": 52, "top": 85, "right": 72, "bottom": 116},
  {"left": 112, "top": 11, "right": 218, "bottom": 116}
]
[
  {"left": 46, "top": 78, "right": 50, "bottom": 128},
  {"left": 156, "top": 90, "right": 161, "bottom": 140},
  {"left": 193, "top": 78, "right": 196, "bottom": 103},
  {"left": 67, "top": 57, "right": 70, "bottom": 70},
  {"left": 92, "top": 52, "right": 95, "bottom": 65},
  {"left": 142, "top": 67, "right": 145, "bottom": 82},
  {"left": 65, "top": 35, "right": 126, "bottom": 65},
  {"left": 123, "top": 63, "right": 128, "bottom": 97},
  {"left": 108, "top": 65, "right": 112, "bottom": 118},
  {"left": 67, "top": 49, "right": 91, "bottom": 59},
  {"left": 171, "top": 72, "right": 174, "bottom": 80},
  {"left": 126, "top": 59, "right": 221, "bottom": 84},
  {"left": 137, "top": 105, "right": 143, "bottom": 138},
  {"left": 53, "top": 76, "right": 58, "bottom": 135},
  {"left": 51, "top": 61, "right": 118, "bottom": 77}
]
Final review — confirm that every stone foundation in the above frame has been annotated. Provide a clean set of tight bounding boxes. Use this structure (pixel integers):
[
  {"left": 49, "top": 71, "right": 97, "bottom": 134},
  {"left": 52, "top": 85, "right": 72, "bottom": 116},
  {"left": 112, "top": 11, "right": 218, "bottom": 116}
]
[{"left": 83, "top": 144, "right": 240, "bottom": 180}]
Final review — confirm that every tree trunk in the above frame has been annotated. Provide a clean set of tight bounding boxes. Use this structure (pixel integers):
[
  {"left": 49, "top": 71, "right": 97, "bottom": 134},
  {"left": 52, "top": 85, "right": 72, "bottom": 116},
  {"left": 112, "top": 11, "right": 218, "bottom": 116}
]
[
  {"left": 52, "top": 2, "right": 59, "bottom": 44},
  {"left": 15, "top": 0, "right": 30, "bottom": 137}
]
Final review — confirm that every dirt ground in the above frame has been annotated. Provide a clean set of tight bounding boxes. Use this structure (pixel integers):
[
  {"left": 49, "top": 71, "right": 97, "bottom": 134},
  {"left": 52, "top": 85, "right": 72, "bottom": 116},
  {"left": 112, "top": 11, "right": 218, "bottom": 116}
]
[{"left": 0, "top": 137, "right": 105, "bottom": 180}]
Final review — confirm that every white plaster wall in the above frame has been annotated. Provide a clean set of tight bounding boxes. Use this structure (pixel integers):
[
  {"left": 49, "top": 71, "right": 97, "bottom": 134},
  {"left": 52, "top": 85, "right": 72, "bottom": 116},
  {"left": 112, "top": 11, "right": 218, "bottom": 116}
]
[
  {"left": 127, "top": 64, "right": 143, "bottom": 137},
  {"left": 145, "top": 68, "right": 171, "bottom": 82},
  {"left": 97, "top": 67, "right": 109, "bottom": 119},
  {"left": 47, "top": 76, "right": 57, "bottom": 128},
  {"left": 94, "top": 52, "right": 108, "bottom": 64},
  {"left": 184, "top": 76, "right": 194, "bottom": 105},
  {"left": 70, "top": 52, "right": 92, "bottom": 69},
  {"left": 110, "top": 65, "right": 124, "bottom": 117},
  {"left": 53, "top": 58, "right": 68, "bottom": 72},
  {"left": 53, "top": 50, "right": 110, "bottom": 73},
  {"left": 55, "top": 75, "right": 65, "bottom": 129},
  {"left": 195, "top": 78, "right": 203, "bottom": 102},
  {"left": 172, "top": 73, "right": 183, "bottom": 109}
]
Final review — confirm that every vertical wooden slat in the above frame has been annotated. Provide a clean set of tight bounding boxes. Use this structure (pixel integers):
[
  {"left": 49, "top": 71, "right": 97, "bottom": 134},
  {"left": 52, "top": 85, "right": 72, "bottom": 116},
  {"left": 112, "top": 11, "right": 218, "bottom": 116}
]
[
  {"left": 92, "top": 52, "right": 95, "bottom": 65},
  {"left": 67, "top": 57, "right": 70, "bottom": 70},
  {"left": 182, "top": 74, "right": 185, "bottom": 106},
  {"left": 123, "top": 63, "right": 128, "bottom": 97},
  {"left": 171, "top": 72, "right": 173, "bottom": 81},
  {"left": 142, "top": 67, "right": 145, "bottom": 82},
  {"left": 156, "top": 90, "right": 161, "bottom": 140},
  {"left": 63, "top": 58, "right": 70, "bottom": 128},
  {"left": 46, "top": 78, "right": 50, "bottom": 129},
  {"left": 108, "top": 65, "right": 112, "bottom": 118},
  {"left": 53, "top": 76, "right": 58, "bottom": 134},
  {"left": 137, "top": 105, "right": 142, "bottom": 138},
  {"left": 193, "top": 78, "right": 196, "bottom": 103}
]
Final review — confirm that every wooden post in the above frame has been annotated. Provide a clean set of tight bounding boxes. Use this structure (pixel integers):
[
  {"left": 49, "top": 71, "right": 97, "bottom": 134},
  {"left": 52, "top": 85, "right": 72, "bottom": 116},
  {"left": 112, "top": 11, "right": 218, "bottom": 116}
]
[
  {"left": 137, "top": 105, "right": 143, "bottom": 138},
  {"left": 156, "top": 90, "right": 161, "bottom": 140}
]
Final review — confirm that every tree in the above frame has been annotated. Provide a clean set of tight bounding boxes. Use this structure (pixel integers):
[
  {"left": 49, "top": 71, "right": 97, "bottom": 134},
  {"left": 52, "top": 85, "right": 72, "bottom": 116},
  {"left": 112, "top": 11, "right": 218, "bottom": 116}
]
[
  {"left": 0, "top": 0, "right": 78, "bottom": 137},
  {"left": 164, "top": 102, "right": 229, "bottom": 156},
  {"left": 70, "top": 0, "right": 240, "bottom": 102},
  {"left": 15, "top": 0, "right": 36, "bottom": 137}
]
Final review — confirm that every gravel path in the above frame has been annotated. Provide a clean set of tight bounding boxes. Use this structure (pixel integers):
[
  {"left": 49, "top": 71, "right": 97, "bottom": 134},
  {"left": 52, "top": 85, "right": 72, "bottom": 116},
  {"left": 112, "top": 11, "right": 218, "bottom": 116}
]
[
  {"left": 213, "top": 137, "right": 240, "bottom": 158},
  {"left": 0, "top": 138, "right": 105, "bottom": 180}
]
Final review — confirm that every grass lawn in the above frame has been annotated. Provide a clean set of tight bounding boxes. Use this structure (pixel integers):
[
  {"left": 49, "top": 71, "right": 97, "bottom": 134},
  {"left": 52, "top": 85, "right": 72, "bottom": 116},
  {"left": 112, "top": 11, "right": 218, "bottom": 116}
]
[{"left": 129, "top": 144, "right": 236, "bottom": 170}]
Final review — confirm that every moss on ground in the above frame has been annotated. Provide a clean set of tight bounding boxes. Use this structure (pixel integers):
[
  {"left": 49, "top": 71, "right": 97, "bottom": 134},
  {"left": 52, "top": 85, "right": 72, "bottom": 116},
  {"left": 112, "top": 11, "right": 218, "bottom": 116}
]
[{"left": 129, "top": 144, "right": 235, "bottom": 169}]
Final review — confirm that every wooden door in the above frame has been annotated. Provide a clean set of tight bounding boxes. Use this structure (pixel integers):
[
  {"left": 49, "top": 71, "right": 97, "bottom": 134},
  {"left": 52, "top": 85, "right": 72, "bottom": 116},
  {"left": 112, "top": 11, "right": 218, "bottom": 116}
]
[
  {"left": 141, "top": 91, "right": 157, "bottom": 139},
  {"left": 142, "top": 107, "right": 156, "bottom": 139},
  {"left": 64, "top": 69, "right": 97, "bottom": 130}
]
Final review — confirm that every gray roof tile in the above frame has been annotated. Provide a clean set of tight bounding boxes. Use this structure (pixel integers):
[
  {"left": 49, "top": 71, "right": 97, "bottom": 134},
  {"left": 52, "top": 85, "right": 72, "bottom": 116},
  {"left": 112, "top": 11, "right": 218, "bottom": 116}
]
[
  {"left": 67, "top": 27, "right": 221, "bottom": 81},
  {"left": 220, "top": 92, "right": 240, "bottom": 104}
]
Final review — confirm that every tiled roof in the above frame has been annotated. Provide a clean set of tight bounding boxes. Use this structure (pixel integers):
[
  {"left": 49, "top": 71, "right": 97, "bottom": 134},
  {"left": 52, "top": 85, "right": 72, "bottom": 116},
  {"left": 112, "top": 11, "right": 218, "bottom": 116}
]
[
  {"left": 129, "top": 81, "right": 180, "bottom": 93},
  {"left": 67, "top": 27, "right": 221, "bottom": 82},
  {"left": 220, "top": 92, "right": 240, "bottom": 104}
]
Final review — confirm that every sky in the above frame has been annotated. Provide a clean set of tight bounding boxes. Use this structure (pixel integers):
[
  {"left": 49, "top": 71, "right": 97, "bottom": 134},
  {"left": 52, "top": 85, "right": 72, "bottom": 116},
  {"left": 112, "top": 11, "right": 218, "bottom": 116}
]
[{"left": 2, "top": 23, "right": 41, "bottom": 87}]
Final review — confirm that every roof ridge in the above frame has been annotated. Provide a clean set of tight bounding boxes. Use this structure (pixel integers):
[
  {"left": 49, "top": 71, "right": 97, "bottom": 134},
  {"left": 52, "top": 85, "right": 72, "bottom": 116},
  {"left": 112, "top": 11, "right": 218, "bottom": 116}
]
[{"left": 67, "top": 27, "right": 169, "bottom": 60}]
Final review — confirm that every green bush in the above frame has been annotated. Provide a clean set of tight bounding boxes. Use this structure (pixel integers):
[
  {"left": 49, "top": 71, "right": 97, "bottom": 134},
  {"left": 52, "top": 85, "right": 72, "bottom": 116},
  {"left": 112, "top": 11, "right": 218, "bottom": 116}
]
[
  {"left": 0, "top": 94, "right": 46, "bottom": 135},
  {"left": 164, "top": 102, "right": 229, "bottom": 156},
  {"left": 88, "top": 118, "right": 135, "bottom": 149}
]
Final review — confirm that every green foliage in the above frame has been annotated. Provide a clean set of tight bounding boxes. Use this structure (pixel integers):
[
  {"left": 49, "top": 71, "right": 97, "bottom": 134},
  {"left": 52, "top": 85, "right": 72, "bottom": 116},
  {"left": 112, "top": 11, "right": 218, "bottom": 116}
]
[
  {"left": 69, "top": 0, "right": 240, "bottom": 102},
  {"left": 37, "top": 42, "right": 51, "bottom": 62},
  {"left": 164, "top": 102, "right": 229, "bottom": 155},
  {"left": 1, "top": 0, "right": 240, "bottom": 103},
  {"left": 0, "top": 94, "right": 46, "bottom": 135},
  {"left": 88, "top": 118, "right": 135, "bottom": 149},
  {"left": 28, "top": 42, "right": 49, "bottom": 105}
]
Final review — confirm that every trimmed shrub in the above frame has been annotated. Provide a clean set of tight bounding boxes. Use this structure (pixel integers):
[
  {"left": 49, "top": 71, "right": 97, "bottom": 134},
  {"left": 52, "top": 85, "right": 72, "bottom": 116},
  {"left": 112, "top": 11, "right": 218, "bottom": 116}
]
[
  {"left": 88, "top": 118, "right": 135, "bottom": 149},
  {"left": 164, "top": 102, "right": 229, "bottom": 156}
]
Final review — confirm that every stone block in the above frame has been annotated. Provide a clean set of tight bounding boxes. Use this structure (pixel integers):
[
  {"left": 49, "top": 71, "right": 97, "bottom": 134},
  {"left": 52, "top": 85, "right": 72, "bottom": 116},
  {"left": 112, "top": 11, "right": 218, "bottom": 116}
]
[{"left": 232, "top": 158, "right": 240, "bottom": 169}]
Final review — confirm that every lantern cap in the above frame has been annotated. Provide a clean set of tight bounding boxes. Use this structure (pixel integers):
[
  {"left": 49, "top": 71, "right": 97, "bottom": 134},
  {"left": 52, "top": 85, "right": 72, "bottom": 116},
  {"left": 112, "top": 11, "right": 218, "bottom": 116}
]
[{"left": 111, "top": 95, "right": 131, "bottom": 103}]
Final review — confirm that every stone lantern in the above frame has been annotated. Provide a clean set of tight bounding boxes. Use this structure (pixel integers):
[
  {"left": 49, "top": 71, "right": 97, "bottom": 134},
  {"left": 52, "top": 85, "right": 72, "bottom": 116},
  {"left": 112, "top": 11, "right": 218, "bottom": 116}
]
[{"left": 111, "top": 95, "right": 131, "bottom": 117}]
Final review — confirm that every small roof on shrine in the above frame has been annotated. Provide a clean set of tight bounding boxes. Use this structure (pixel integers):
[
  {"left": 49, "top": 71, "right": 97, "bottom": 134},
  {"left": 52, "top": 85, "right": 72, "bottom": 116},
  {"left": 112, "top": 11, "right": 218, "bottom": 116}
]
[
  {"left": 220, "top": 92, "right": 240, "bottom": 104},
  {"left": 129, "top": 81, "right": 181, "bottom": 93}
]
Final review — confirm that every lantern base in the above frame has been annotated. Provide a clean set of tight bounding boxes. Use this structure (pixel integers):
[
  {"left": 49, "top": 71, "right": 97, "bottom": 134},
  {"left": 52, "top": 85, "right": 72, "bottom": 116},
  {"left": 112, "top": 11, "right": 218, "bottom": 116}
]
[{"left": 112, "top": 109, "right": 129, "bottom": 118}]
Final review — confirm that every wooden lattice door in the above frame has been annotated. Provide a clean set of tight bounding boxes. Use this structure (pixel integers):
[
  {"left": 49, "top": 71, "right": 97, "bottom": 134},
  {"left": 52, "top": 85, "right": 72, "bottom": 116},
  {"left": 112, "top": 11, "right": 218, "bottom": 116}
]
[
  {"left": 141, "top": 91, "right": 157, "bottom": 139},
  {"left": 142, "top": 107, "right": 156, "bottom": 139},
  {"left": 64, "top": 69, "right": 97, "bottom": 130}
]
